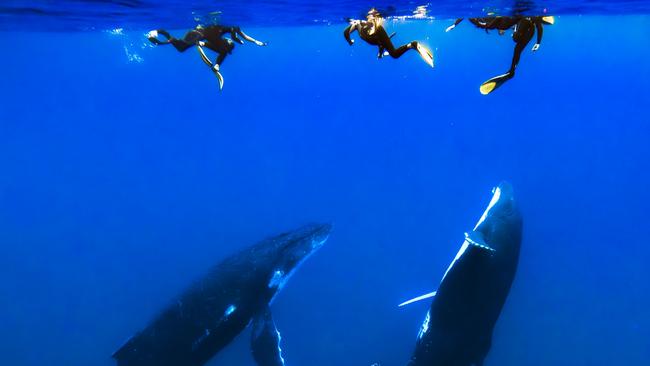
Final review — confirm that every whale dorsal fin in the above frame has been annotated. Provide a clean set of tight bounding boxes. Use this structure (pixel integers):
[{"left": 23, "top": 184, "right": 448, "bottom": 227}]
[{"left": 398, "top": 291, "right": 437, "bottom": 307}]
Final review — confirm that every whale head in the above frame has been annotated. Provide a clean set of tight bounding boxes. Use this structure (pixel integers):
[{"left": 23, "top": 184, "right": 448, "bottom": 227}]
[
  {"left": 266, "top": 223, "right": 332, "bottom": 293},
  {"left": 474, "top": 182, "right": 517, "bottom": 228},
  {"left": 473, "top": 182, "right": 522, "bottom": 252}
]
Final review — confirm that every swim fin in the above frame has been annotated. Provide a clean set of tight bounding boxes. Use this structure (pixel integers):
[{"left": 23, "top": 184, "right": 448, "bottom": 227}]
[
  {"left": 542, "top": 16, "right": 555, "bottom": 25},
  {"left": 197, "top": 44, "right": 212, "bottom": 67},
  {"left": 479, "top": 72, "right": 513, "bottom": 95},
  {"left": 415, "top": 43, "right": 434, "bottom": 68},
  {"left": 213, "top": 68, "right": 224, "bottom": 90},
  {"left": 197, "top": 45, "right": 224, "bottom": 90}
]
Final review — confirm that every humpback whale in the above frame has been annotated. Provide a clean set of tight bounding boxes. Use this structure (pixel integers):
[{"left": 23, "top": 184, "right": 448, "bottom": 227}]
[
  {"left": 402, "top": 182, "right": 522, "bottom": 366},
  {"left": 113, "top": 223, "right": 331, "bottom": 366},
  {"left": 251, "top": 308, "right": 285, "bottom": 366}
]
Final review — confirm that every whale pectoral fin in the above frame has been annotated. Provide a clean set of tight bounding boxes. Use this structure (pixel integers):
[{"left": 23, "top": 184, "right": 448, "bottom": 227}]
[
  {"left": 251, "top": 308, "right": 285, "bottom": 366},
  {"left": 465, "top": 232, "right": 495, "bottom": 253},
  {"left": 398, "top": 291, "right": 437, "bottom": 307}
]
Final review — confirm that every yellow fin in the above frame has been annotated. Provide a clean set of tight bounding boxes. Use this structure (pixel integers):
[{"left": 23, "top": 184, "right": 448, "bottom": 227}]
[
  {"left": 416, "top": 43, "right": 434, "bottom": 68},
  {"left": 479, "top": 73, "right": 512, "bottom": 95},
  {"left": 480, "top": 81, "right": 497, "bottom": 95},
  {"left": 542, "top": 16, "right": 555, "bottom": 25}
]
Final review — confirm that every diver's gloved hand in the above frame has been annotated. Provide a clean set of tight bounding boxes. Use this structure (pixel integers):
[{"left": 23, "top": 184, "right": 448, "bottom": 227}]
[
  {"left": 348, "top": 39, "right": 355, "bottom": 45},
  {"left": 147, "top": 30, "right": 162, "bottom": 44},
  {"left": 532, "top": 43, "right": 540, "bottom": 52},
  {"left": 147, "top": 29, "right": 172, "bottom": 45}
]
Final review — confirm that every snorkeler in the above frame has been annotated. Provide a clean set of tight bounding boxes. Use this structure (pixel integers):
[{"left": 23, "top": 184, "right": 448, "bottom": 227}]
[
  {"left": 343, "top": 9, "right": 434, "bottom": 67},
  {"left": 446, "top": 15, "right": 554, "bottom": 95},
  {"left": 147, "top": 25, "right": 267, "bottom": 90}
]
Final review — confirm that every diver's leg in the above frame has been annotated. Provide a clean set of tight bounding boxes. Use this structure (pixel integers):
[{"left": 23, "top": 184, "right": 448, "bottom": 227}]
[
  {"left": 507, "top": 41, "right": 527, "bottom": 76},
  {"left": 386, "top": 41, "right": 415, "bottom": 59},
  {"left": 169, "top": 39, "right": 194, "bottom": 52},
  {"left": 215, "top": 52, "right": 227, "bottom": 67},
  {"left": 205, "top": 38, "right": 234, "bottom": 63},
  {"left": 508, "top": 19, "right": 535, "bottom": 75},
  {"left": 446, "top": 18, "right": 464, "bottom": 32},
  {"left": 469, "top": 18, "right": 490, "bottom": 32},
  {"left": 203, "top": 38, "right": 233, "bottom": 67},
  {"left": 377, "top": 46, "right": 386, "bottom": 59},
  {"left": 168, "top": 30, "right": 203, "bottom": 52},
  {"left": 371, "top": 27, "right": 404, "bottom": 58},
  {"left": 479, "top": 19, "right": 534, "bottom": 95},
  {"left": 387, "top": 41, "right": 434, "bottom": 67}
]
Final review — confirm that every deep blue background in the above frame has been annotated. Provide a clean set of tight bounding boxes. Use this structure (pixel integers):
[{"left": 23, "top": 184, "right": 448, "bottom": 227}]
[{"left": 1, "top": 15, "right": 649, "bottom": 366}]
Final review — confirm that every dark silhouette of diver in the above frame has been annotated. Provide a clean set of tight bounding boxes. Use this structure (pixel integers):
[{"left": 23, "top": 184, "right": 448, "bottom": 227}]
[
  {"left": 343, "top": 9, "right": 434, "bottom": 68},
  {"left": 446, "top": 15, "right": 554, "bottom": 95},
  {"left": 147, "top": 25, "right": 266, "bottom": 90}
]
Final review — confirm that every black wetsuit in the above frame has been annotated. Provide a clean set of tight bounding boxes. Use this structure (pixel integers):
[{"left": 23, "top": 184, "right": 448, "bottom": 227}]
[
  {"left": 343, "top": 19, "right": 417, "bottom": 59},
  {"left": 469, "top": 16, "right": 543, "bottom": 76},
  {"left": 449, "top": 16, "right": 549, "bottom": 93},
  {"left": 152, "top": 25, "right": 248, "bottom": 66}
]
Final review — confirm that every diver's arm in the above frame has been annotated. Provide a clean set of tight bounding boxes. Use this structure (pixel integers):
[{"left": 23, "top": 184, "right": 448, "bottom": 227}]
[
  {"left": 236, "top": 29, "right": 267, "bottom": 46},
  {"left": 343, "top": 22, "right": 358, "bottom": 45},
  {"left": 532, "top": 20, "right": 543, "bottom": 51},
  {"left": 445, "top": 18, "right": 463, "bottom": 32}
]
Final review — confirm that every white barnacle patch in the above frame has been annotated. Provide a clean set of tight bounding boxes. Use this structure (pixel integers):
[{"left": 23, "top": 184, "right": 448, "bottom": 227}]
[
  {"left": 474, "top": 186, "right": 502, "bottom": 230},
  {"left": 312, "top": 237, "right": 327, "bottom": 249},
  {"left": 224, "top": 304, "right": 236, "bottom": 318},
  {"left": 417, "top": 310, "right": 431, "bottom": 340},
  {"left": 268, "top": 270, "right": 286, "bottom": 289},
  {"left": 192, "top": 328, "right": 211, "bottom": 350}
]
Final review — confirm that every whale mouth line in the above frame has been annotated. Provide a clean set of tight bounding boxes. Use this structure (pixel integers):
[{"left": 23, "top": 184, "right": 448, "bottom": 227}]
[{"left": 464, "top": 233, "right": 496, "bottom": 253}]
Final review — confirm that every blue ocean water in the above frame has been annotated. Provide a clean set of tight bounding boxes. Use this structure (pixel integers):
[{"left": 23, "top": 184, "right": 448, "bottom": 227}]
[{"left": 0, "top": 2, "right": 649, "bottom": 366}]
